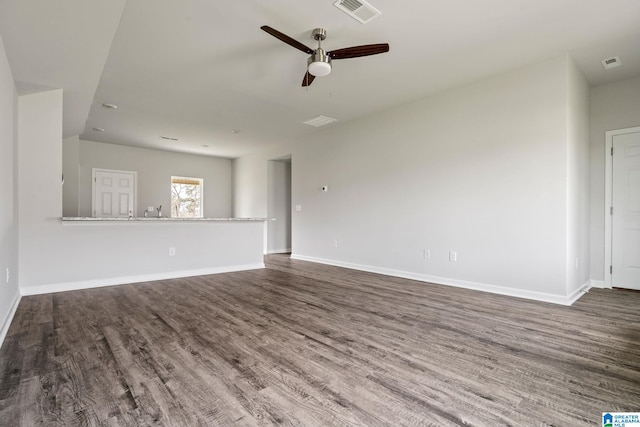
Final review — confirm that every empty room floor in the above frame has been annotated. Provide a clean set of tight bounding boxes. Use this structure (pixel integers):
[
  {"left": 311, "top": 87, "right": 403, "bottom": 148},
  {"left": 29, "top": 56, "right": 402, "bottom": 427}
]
[{"left": 0, "top": 254, "right": 639, "bottom": 426}]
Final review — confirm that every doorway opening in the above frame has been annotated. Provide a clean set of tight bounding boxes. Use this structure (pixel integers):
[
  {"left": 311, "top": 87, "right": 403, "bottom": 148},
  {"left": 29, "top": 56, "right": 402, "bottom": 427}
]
[{"left": 267, "top": 157, "right": 292, "bottom": 254}]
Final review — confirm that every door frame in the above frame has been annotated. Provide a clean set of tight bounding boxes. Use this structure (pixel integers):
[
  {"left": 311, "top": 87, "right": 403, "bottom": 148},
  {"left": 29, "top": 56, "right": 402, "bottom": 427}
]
[
  {"left": 604, "top": 125, "right": 640, "bottom": 288},
  {"left": 92, "top": 168, "right": 138, "bottom": 218}
]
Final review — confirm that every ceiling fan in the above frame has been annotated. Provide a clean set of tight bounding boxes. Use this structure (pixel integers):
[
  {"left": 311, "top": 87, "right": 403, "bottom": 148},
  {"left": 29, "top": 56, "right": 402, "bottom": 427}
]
[{"left": 261, "top": 25, "right": 390, "bottom": 87}]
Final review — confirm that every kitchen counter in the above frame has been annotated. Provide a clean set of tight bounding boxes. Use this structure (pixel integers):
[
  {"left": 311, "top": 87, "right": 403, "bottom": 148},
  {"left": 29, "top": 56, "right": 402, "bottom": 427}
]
[{"left": 62, "top": 217, "right": 266, "bottom": 222}]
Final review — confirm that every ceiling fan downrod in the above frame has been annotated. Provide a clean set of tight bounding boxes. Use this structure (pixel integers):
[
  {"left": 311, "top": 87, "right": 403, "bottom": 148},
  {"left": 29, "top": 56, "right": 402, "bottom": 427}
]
[{"left": 308, "top": 28, "right": 331, "bottom": 77}]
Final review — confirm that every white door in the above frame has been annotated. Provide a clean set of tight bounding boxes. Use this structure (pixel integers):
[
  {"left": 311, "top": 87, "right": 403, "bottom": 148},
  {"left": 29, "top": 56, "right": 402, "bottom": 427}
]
[
  {"left": 612, "top": 131, "right": 640, "bottom": 289},
  {"left": 92, "top": 169, "right": 137, "bottom": 217}
]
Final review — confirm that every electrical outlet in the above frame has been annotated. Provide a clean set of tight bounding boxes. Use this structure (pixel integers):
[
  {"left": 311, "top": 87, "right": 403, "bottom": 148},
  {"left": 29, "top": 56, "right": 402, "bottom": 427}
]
[
  {"left": 449, "top": 251, "right": 457, "bottom": 262},
  {"left": 169, "top": 247, "right": 176, "bottom": 256},
  {"left": 295, "top": 205, "right": 302, "bottom": 211},
  {"left": 333, "top": 240, "right": 338, "bottom": 248},
  {"left": 5, "top": 268, "right": 9, "bottom": 284},
  {"left": 423, "top": 249, "right": 430, "bottom": 259}
]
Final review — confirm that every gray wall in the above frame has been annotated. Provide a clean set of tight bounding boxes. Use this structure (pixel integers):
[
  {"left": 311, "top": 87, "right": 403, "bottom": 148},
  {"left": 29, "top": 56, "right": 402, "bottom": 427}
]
[
  {"left": 0, "top": 34, "right": 19, "bottom": 343},
  {"left": 234, "top": 55, "right": 591, "bottom": 304},
  {"left": 589, "top": 75, "right": 640, "bottom": 283},
  {"left": 64, "top": 140, "right": 233, "bottom": 218},
  {"left": 62, "top": 135, "right": 80, "bottom": 217}
]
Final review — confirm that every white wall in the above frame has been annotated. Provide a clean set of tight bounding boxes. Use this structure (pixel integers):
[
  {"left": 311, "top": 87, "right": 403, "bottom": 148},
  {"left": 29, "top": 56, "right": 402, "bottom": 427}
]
[
  {"left": 18, "top": 89, "right": 64, "bottom": 288},
  {"left": 565, "top": 58, "right": 591, "bottom": 295},
  {"left": 18, "top": 89, "right": 264, "bottom": 293},
  {"left": 233, "top": 155, "right": 271, "bottom": 219},
  {"left": 235, "top": 55, "right": 590, "bottom": 304},
  {"left": 589, "top": 75, "right": 640, "bottom": 284},
  {"left": 67, "top": 140, "right": 232, "bottom": 218},
  {"left": 0, "top": 34, "right": 19, "bottom": 344}
]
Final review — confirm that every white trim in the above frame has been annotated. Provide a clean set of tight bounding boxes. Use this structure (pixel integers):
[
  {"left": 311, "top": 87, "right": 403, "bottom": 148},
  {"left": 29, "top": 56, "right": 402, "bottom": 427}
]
[
  {"left": 291, "top": 254, "right": 588, "bottom": 306},
  {"left": 604, "top": 126, "right": 640, "bottom": 288},
  {"left": 267, "top": 248, "right": 292, "bottom": 255},
  {"left": 0, "top": 293, "right": 22, "bottom": 349},
  {"left": 590, "top": 280, "right": 607, "bottom": 289},
  {"left": 19, "top": 263, "right": 265, "bottom": 296}
]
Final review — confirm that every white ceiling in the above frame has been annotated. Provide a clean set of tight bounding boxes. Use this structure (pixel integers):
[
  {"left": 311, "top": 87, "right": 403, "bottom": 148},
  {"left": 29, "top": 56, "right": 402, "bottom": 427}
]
[{"left": 1, "top": 0, "right": 639, "bottom": 158}]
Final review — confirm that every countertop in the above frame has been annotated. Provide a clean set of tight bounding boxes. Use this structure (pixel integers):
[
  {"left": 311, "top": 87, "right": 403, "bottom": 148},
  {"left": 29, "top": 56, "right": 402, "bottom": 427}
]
[{"left": 62, "top": 217, "right": 266, "bottom": 222}]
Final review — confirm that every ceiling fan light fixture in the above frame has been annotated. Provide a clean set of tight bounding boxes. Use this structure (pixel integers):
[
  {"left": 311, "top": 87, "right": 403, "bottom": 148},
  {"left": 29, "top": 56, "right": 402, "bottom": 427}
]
[
  {"left": 308, "top": 61, "right": 331, "bottom": 77},
  {"left": 308, "top": 50, "right": 332, "bottom": 77}
]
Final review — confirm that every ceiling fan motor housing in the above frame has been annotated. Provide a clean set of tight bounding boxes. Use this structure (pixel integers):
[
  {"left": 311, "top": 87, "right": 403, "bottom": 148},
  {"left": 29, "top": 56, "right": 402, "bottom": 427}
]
[{"left": 308, "top": 49, "right": 332, "bottom": 76}]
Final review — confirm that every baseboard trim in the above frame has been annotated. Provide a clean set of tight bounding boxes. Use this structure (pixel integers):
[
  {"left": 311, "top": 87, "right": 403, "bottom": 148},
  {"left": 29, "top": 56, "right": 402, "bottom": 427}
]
[
  {"left": 20, "top": 263, "right": 266, "bottom": 296},
  {"left": 566, "top": 281, "right": 593, "bottom": 305},
  {"left": 291, "top": 254, "right": 582, "bottom": 306},
  {"left": 267, "top": 248, "right": 292, "bottom": 255},
  {"left": 589, "top": 279, "right": 607, "bottom": 289},
  {"left": 0, "top": 293, "right": 22, "bottom": 350}
]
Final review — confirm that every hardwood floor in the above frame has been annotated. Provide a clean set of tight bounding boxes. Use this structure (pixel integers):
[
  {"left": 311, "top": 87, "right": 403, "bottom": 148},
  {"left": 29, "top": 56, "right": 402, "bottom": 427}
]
[{"left": 1, "top": 254, "right": 639, "bottom": 426}]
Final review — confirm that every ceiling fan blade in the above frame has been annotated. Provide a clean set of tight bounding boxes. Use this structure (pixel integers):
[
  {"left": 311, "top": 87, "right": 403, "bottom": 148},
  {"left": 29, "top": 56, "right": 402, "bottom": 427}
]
[
  {"left": 261, "top": 26, "right": 314, "bottom": 54},
  {"left": 328, "top": 43, "right": 389, "bottom": 60},
  {"left": 301, "top": 71, "right": 316, "bottom": 87}
]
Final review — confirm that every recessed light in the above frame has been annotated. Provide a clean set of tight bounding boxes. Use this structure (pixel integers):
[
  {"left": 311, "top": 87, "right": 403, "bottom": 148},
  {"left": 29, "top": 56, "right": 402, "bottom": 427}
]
[
  {"left": 201, "top": 145, "right": 209, "bottom": 148},
  {"left": 231, "top": 129, "right": 241, "bottom": 134},
  {"left": 160, "top": 136, "right": 179, "bottom": 141},
  {"left": 92, "top": 127, "right": 105, "bottom": 132},
  {"left": 101, "top": 103, "right": 118, "bottom": 109}
]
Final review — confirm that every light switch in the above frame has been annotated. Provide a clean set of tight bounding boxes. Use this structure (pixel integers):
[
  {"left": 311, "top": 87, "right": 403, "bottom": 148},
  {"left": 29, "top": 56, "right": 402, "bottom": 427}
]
[{"left": 295, "top": 205, "right": 302, "bottom": 211}]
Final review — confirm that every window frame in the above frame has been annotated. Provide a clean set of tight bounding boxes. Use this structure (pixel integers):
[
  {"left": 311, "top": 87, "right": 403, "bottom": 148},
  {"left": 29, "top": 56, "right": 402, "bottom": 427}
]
[{"left": 170, "top": 176, "right": 204, "bottom": 218}]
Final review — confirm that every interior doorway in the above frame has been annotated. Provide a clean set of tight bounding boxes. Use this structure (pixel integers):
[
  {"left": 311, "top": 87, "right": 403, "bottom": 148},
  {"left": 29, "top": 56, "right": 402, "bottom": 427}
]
[
  {"left": 605, "top": 126, "right": 640, "bottom": 289},
  {"left": 267, "top": 158, "right": 292, "bottom": 254}
]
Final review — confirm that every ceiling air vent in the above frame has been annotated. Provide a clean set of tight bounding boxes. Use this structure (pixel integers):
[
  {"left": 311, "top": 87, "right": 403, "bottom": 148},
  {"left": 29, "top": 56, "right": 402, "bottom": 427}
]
[
  {"left": 601, "top": 56, "right": 622, "bottom": 70},
  {"left": 334, "top": 0, "right": 381, "bottom": 24},
  {"left": 303, "top": 115, "right": 338, "bottom": 127}
]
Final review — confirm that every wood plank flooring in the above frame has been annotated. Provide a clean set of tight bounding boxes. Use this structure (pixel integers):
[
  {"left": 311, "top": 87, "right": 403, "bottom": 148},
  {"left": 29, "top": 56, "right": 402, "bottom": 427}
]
[{"left": 1, "top": 254, "right": 639, "bottom": 426}]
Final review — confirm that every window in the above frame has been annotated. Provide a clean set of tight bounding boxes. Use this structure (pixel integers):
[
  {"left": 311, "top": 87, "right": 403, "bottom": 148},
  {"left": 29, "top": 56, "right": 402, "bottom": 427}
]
[{"left": 171, "top": 176, "right": 203, "bottom": 218}]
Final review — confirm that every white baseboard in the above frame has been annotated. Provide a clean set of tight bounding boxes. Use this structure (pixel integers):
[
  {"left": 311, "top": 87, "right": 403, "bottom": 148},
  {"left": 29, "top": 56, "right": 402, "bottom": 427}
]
[
  {"left": 589, "top": 279, "right": 607, "bottom": 289},
  {"left": 291, "top": 254, "right": 585, "bottom": 306},
  {"left": 266, "top": 248, "right": 292, "bottom": 255},
  {"left": 20, "top": 263, "right": 265, "bottom": 296},
  {"left": 566, "top": 281, "right": 593, "bottom": 305},
  {"left": 0, "top": 293, "right": 22, "bottom": 350}
]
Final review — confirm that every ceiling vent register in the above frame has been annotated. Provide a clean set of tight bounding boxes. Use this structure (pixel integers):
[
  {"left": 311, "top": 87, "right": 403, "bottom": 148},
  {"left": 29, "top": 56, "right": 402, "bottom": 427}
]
[
  {"left": 303, "top": 115, "right": 338, "bottom": 127},
  {"left": 601, "top": 56, "right": 622, "bottom": 70},
  {"left": 333, "top": 0, "right": 381, "bottom": 24}
]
